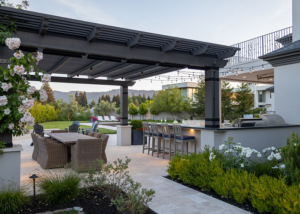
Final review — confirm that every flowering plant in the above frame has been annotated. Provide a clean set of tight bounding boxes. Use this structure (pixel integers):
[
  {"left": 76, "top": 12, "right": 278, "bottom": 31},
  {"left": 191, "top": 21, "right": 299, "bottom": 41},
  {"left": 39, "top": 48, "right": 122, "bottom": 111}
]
[
  {"left": 93, "top": 117, "right": 97, "bottom": 121},
  {"left": 0, "top": 37, "right": 50, "bottom": 137},
  {"left": 89, "top": 116, "right": 94, "bottom": 119}
]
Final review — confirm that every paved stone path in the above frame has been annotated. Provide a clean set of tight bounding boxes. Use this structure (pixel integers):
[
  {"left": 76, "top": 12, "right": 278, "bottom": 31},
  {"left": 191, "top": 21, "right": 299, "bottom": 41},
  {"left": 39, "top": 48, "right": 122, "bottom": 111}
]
[{"left": 16, "top": 134, "right": 249, "bottom": 214}]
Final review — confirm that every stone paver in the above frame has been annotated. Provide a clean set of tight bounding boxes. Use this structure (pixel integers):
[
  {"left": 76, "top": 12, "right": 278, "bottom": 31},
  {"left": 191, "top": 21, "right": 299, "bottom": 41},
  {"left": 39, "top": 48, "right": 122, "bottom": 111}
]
[{"left": 16, "top": 133, "right": 250, "bottom": 214}]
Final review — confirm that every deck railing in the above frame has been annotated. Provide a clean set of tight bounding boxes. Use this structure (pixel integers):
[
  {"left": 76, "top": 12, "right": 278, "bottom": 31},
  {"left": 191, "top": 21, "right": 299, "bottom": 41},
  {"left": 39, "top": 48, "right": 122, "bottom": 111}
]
[{"left": 226, "top": 27, "right": 292, "bottom": 66}]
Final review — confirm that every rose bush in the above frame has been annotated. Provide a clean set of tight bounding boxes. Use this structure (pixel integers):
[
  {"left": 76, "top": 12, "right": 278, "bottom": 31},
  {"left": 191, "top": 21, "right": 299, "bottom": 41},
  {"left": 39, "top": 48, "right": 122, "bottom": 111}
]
[{"left": 0, "top": 37, "right": 50, "bottom": 138}]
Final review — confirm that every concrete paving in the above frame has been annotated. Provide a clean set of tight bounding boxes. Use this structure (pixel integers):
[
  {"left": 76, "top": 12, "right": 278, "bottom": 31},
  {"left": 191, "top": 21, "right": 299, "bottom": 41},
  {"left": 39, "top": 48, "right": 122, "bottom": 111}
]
[{"left": 16, "top": 133, "right": 249, "bottom": 214}]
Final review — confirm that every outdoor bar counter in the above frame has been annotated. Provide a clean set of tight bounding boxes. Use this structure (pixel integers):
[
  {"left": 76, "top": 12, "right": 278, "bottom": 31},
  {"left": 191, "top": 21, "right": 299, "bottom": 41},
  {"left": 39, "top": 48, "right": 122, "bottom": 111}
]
[{"left": 156, "top": 124, "right": 300, "bottom": 153}]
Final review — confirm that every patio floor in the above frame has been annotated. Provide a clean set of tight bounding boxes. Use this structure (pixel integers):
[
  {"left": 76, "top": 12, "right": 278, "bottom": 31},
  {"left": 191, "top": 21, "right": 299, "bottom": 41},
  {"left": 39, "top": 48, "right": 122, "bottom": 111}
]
[{"left": 16, "top": 133, "right": 250, "bottom": 214}]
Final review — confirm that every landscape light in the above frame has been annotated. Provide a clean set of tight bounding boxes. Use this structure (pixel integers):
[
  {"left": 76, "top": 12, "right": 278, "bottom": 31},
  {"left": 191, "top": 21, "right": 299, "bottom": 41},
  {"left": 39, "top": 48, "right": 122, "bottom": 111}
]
[
  {"left": 90, "top": 67, "right": 93, "bottom": 71},
  {"left": 29, "top": 174, "right": 39, "bottom": 197}
]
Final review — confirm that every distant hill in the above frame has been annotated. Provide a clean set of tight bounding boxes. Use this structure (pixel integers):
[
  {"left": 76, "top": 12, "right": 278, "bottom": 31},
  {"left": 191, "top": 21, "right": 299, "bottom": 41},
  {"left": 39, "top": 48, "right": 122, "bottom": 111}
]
[{"left": 53, "top": 89, "right": 158, "bottom": 103}]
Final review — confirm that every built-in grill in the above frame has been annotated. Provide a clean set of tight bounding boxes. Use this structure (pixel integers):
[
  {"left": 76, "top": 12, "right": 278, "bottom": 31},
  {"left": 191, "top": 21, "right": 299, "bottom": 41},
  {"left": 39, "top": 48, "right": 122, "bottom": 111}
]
[{"left": 231, "top": 114, "right": 286, "bottom": 127}]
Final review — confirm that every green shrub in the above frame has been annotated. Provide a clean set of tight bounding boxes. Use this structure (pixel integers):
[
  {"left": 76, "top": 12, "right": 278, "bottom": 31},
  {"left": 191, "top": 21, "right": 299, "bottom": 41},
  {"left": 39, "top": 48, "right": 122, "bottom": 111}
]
[
  {"left": 166, "top": 154, "right": 184, "bottom": 179},
  {"left": 281, "top": 132, "right": 300, "bottom": 185},
  {"left": 279, "top": 184, "right": 300, "bottom": 214},
  {"left": 71, "top": 110, "right": 91, "bottom": 121},
  {"left": 37, "top": 169, "right": 84, "bottom": 204},
  {"left": 85, "top": 157, "right": 155, "bottom": 214},
  {"left": 0, "top": 182, "right": 29, "bottom": 214},
  {"left": 231, "top": 169, "right": 254, "bottom": 204},
  {"left": 249, "top": 175, "right": 287, "bottom": 213},
  {"left": 130, "top": 120, "right": 142, "bottom": 130}
]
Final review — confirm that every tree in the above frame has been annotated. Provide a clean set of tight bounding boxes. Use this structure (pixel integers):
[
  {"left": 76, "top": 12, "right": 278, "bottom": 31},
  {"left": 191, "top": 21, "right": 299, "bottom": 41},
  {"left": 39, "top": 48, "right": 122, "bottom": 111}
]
[
  {"left": 147, "top": 95, "right": 151, "bottom": 101},
  {"left": 83, "top": 91, "right": 88, "bottom": 107},
  {"left": 192, "top": 76, "right": 205, "bottom": 119},
  {"left": 40, "top": 82, "right": 56, "bottom": 104},
  {"left": 60, "top": 94, "right": 78, "bottom": 121},
  {"left": 150, "top": 86, "right": 188, "bottom": 119},
  {"left": 116, "top": 107, "right": 120, "bottom": 115},
  {"left": 94, "top": 100, "right": 116, "bottom": 116},
  {"left": 114, "top": 94, "right": 120, "bottom": 107},
  {"left": 89, "top": 99, "right": 96, "bottom": 108},
  {"left": 138, "top": 103, "right": 148, "bottom": 119},
  {"left": 98, "top": 96, "right": 101, "bottom": 104},
  {"left": 101, "top": 94, "right": 105, "bottom": 101},
  {"left": 105, "top": 94, "right": 111, "bottom": 102},
  {"left": 221, "top": 81, "right": 234, "bottom": 121},
  {"left": 235, "top": 83, "right": 254, "bottom": 117},
  {"left": 75, "top": 91, "right": 79, "bottom": 103},
  {"left": 128, "top": 103, "right": 138, "bottom": 119},
  {"left": 78, "top": 92, "right": 83, "bottom": 106}
]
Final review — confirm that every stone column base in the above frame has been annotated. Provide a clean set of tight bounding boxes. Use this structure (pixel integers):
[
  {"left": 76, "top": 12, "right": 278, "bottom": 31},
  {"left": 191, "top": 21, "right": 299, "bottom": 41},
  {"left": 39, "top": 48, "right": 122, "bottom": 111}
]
[{"left": 116, "top": 125, "right": 132, "bottom": 146}]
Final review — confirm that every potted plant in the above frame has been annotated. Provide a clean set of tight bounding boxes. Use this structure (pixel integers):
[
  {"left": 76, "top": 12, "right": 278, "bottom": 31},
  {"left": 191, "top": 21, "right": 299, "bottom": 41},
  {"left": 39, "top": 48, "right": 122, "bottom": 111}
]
[
  {"left": 93, "top": 117, "right": 97, "bottom": 122},
  {"left": 130, "top": 120, "right": 146, "bottom": 145},
  {"left": 0, "top": 38, "right": 49, "bottom": 148}
]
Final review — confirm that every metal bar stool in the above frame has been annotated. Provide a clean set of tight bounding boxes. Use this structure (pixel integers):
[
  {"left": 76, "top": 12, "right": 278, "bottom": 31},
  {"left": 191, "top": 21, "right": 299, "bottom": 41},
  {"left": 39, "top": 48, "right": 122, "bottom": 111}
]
[
  {"left": 142, "top": 122, "right": 152, "bottom": 154},
  {"left": 150, "top": 123, "right": 163, "bottom": 157},
  {"left": 173, "top": 125, "right": 196, "bottom": 156},
  {"left": 161, "top": 124, "right": 174, "bottom": 160}
]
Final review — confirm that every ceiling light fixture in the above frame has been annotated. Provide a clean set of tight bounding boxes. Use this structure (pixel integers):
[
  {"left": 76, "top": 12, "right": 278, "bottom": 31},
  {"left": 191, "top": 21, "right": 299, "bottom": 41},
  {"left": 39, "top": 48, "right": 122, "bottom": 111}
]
[
  {"left": 141, "top": 71, "right": 143, "bottom": 75},
  {"left": 77, "top": 74, "right": 79, "bottom": 77},
  {"left": 90, "top": 67, "right": 93, "bottom": 71}
]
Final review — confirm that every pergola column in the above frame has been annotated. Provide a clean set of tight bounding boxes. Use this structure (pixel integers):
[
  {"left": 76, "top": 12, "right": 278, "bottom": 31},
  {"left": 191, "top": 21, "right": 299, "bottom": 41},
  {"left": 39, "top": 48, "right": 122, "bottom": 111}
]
[
  {"left": 120, "top": 85, "right": 128, "bottom": 125},
  {"left": 205, "top": 67, "right": 221, "bottom": 128}
]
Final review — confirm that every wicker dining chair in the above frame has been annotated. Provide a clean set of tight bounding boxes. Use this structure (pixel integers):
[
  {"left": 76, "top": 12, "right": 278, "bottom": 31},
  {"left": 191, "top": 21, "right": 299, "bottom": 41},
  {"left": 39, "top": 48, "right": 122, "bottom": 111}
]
[
  {"left": 173, "top": 125, "right": 196, "bottom": 155},
  {"left": 71, "top": 138, "right": 103, "bottom": 172},
  {"left": 37, "top": 136, "right": 68, "bottom": 169},
  {"left": 149, "top": 123, "right": 163, "bottom": 157},
  {"left": 69, "top": 123, "right": 80, "bottom": 133},
  {"left": 161, "top": 124, "right": 175, "bottom": 160},
  {"left": 142, "top": 122, "right": 152, "bottom": 154},
  {"left": 31, "top": 133, "right": 39, "bottom": 160},
  {"left": 100, "top": 134, "right": 109, "bottom": 163}
]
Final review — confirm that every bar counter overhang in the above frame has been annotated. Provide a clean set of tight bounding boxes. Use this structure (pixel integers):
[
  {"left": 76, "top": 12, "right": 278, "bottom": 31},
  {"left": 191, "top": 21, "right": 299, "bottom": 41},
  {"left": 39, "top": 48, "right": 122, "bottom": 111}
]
[{"left": 156, "top": 124, "right": 300, "bottom": 153}]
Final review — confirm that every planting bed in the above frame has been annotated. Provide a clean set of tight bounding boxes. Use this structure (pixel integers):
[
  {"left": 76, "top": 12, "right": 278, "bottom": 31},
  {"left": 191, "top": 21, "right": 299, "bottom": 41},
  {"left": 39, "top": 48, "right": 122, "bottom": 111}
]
[
  {"left": 20, "top": 187, "right": 157, "bottom": 214},
  {"left": 164, "top": 175, "right": 269, "bottom": 214}
]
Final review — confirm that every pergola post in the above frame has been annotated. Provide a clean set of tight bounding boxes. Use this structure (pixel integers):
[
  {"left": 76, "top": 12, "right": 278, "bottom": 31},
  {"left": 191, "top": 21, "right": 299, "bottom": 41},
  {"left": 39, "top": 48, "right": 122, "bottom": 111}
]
[
  {"left": 120, "top": 86, "right": 128, "bottom": 125},
  {"left": 205, "top": 67, "right": 221, "bottom": 128},
  {"left": 117, "top": 85, "right": 132, "bottom": 146}
]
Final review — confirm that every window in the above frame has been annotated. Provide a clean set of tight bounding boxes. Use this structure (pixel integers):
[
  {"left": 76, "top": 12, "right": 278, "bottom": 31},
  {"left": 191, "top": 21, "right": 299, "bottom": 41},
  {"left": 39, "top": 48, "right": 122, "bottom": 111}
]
[{"left": 258, "top": 91, "right": 266, "bottom": 102}]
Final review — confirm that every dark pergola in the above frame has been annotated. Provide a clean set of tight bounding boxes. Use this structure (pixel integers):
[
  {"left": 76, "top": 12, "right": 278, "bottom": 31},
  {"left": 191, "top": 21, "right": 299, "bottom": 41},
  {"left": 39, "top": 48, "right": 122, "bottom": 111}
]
[{"left": 0, "top": 7, "right": 239, "bottom": 128}]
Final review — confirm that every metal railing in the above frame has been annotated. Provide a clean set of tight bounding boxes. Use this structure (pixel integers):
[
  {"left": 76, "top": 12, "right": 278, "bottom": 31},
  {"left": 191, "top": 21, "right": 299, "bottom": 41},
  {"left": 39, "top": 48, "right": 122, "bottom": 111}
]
[{"left": 226, "top": 27, "right": 292, "bottom": 66}]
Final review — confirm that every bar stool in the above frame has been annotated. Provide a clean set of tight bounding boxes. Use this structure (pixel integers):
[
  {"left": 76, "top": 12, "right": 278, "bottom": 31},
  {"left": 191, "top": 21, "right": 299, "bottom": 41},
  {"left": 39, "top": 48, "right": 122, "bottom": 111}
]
[
  {"left": 150, "top": 123, "right": 163, "bottom": 157},
  {"left": 173, "top": 125, "right": 196, "bottom": 155},
  {"left": 142, "top": 122, "right": 152, "bottom": 154},
  {"left": 161, "top": 124, "right": 174, "bottom": 160}
]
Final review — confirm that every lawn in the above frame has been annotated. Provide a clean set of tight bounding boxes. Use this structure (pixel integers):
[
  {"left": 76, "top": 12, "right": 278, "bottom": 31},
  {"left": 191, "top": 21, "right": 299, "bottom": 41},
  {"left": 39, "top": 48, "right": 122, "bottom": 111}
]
[
  {"left": 27, "top": 121, "right": 116, "bottom": 134},
  {"left": 56, "top": 210, "right": 78, "bottom": 214}
]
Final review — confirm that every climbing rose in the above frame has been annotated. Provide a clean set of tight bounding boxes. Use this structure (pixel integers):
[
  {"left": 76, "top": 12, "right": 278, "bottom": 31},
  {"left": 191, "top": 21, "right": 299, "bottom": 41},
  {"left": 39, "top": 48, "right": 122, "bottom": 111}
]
[
  {"left": 0, "top": 96, "right": 8, "bottom": 106},
  {"left": 41, "top": 74, "right": 51, "bottom": 82},
  {"left": 13, "top": 65, "right": 25, "bottom": 76},
  {"left": 1, "top": 82, "right": 13, "bottom": 91},
  {"left": 27, "top": 86, "right": 36, "bottom": 95},
  {"left": 4, "top": 108, "right": 10, "bottom": 115},
  {"left": 36, "top": 52, "right": 43, "bottom": 61},
  {"left": 39, "top": 89, "right": 48, "bottom": 102},
  {"left": 5, "top": 38, "right": 21, "bottom": 50},
  {"left": 22, "top": 98, "right": 34, "bottom": 109},
  {"left": 8, "top": 123, "right": 14, "bottom": 130}
]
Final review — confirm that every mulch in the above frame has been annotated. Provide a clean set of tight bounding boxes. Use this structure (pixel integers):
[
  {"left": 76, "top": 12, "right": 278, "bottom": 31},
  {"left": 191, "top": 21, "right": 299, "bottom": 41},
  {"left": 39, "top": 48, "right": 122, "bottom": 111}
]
[
  {"left": 163, "top": 175, "right": 272, "bottom": 214},
  {"left": 20, "top": 186, "right": 157, "bottom": 214}
]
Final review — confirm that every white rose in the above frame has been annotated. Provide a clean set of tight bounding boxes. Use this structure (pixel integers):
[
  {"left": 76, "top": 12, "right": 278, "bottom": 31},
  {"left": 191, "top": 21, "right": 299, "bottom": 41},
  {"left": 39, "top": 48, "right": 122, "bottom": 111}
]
[
  {"left": 241, "top": 163, "right": 244, "bottom": 168},
  {"left": 8, "top": 123, "right": 14, "bottom": 130},
  {"left": 0, "top": 96, "right": 8, "bottom": 106},
  {"left": 4, "top": 108, "right": 10, "bottom": 115}
]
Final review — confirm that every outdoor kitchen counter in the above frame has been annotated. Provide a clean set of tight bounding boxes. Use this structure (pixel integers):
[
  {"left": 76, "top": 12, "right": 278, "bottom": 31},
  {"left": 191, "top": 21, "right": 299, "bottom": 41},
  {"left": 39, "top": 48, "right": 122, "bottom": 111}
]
[{"left": 155, "top": 123, "right": 300, "bottom": 153}]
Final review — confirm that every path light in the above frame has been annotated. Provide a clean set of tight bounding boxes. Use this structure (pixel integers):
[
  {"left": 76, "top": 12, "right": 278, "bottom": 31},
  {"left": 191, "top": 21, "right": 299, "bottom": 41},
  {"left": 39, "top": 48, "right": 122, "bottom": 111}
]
[{"left": 29, "top": 174, "right": 39, "bottom": 197}]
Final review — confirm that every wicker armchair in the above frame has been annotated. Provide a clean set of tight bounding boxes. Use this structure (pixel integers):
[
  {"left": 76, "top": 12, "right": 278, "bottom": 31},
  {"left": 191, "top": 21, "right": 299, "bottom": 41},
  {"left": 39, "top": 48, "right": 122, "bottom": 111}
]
[
  {"left": 101, "top": 134, "right": 109, "bottom": 163},
  {"left": 31, "top": 133, "right": 39, "bottom": 160},
  {"left": 51, "top": 130, "right": 69, "bottom": 133},
  {"left": 71, "top": 138, "right": 103, "bottom": 172},
  {"left": 92, "top": 132, "right": 102, "bottom": 138},
  {"left": 37, "top": 136, "right": 68, "bottom": 169}
]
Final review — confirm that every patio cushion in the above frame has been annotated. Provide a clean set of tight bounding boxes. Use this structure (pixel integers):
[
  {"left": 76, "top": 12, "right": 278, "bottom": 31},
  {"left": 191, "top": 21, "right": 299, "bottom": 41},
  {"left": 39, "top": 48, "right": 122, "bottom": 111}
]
[
  {"left": 163, "top": 134, "right": 174, "bottom": 138},
  {"left": 145, "top": 131, "right": 152, "bottom": 135},
  {"left": 175, "top": 135, "right": 195, "bottom": 140},
  {"left": 152, "top": 133, "right": 162, "bottom": 137},
  {"left": 88, "top": 131, "right": 94, "bottom": 136}
]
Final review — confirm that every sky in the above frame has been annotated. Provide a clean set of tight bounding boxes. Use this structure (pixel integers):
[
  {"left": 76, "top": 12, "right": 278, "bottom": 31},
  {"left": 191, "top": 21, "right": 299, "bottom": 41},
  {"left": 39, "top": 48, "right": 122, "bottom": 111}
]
[{"left": 11, "top": 0, "right": 292, "bottom": 92}]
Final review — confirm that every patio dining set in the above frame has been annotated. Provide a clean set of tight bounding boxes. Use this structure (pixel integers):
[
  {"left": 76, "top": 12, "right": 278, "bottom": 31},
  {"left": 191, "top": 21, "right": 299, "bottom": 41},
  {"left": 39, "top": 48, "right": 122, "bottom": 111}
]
[
  {"left": 30, "top": 121, "right": 109, "bottom": 172},
  {"left": 141, "top": 122, "right": 197, "bottom": 160}
]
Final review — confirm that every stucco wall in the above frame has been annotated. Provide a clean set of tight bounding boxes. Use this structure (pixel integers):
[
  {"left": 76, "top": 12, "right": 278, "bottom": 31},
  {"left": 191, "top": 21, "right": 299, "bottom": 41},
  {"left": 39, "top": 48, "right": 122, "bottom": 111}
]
[{"left": 275, "top": 63, "right": 300, "bottom": 124}]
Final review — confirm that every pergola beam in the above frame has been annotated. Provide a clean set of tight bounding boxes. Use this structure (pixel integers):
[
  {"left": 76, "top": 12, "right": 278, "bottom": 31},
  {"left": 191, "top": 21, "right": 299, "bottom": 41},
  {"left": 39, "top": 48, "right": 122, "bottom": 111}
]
[
  {"left": 216, "top": 49, "right": 238, "bottom": 59},
  {"left": 110, "top": 64, "right": 160, "bottom": 79},
  {"left": 127, "top": 33, "right": 144, "bottom": 47},
  {"left": 68, "top": 60, "right": 104, "bottom": 78},
  {"left": 191, "top": 45, "right": 209, "bottom": 56},
  {"left": 87, "top": 26, "right": 101, "bottom": 42},
  {"left": 14, "top": 31, "right": 229, "bottom": 69},
  {"left": 39, "top": 17, "right": 49, "bottom": 35},
  {"left": 161, "top": 40, "right": 179, "bottom": 52},
  {"left": 47, "top": 56, "right": 72, "bottom": 74},
  {"left": 92, "top": 61, "right": 133, "bottom": 78},
  {"left": 27, "top": 75, "right": 135, "bottom": 86},
  {"left": 128, "top": 67, "right": 180, "bottom": 81}
]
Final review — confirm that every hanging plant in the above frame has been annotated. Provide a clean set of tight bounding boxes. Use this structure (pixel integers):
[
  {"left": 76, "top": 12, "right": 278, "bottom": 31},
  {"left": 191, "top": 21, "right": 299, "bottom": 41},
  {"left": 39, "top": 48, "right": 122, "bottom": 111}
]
[{"left": 0, "top": 37, "right": 50, "bottom": 137}]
